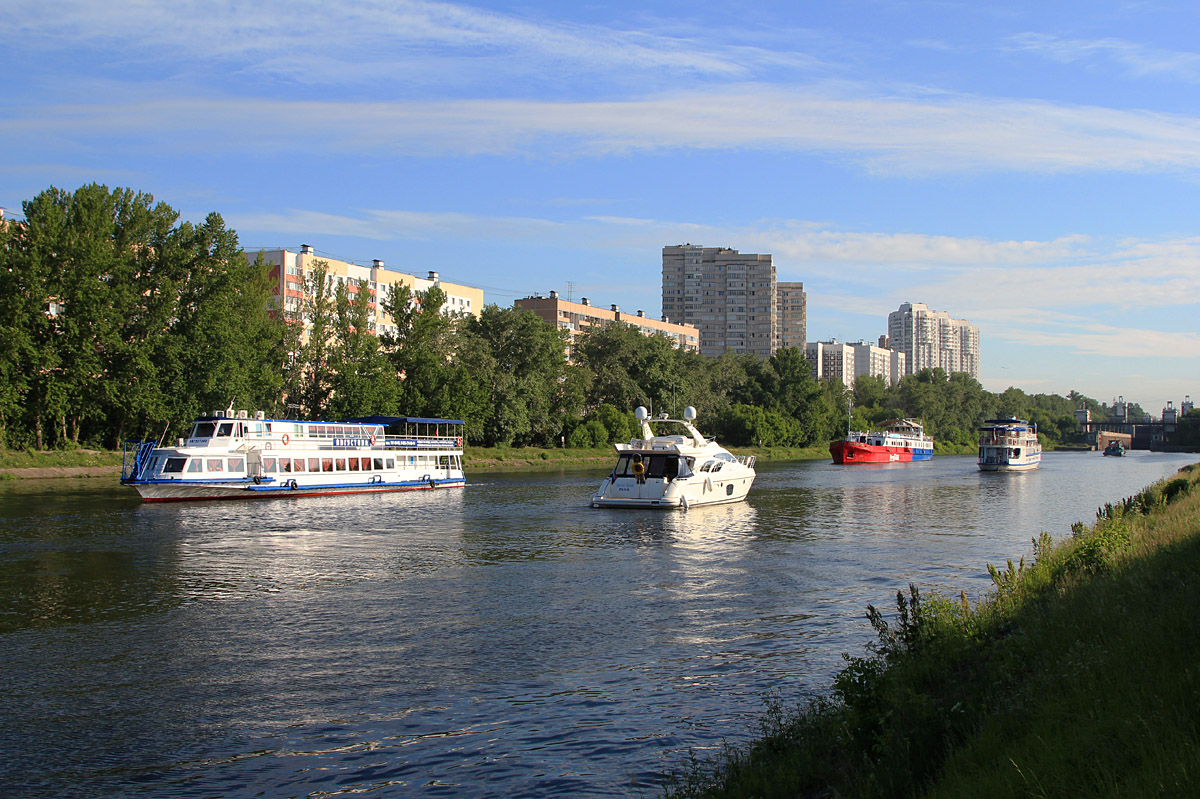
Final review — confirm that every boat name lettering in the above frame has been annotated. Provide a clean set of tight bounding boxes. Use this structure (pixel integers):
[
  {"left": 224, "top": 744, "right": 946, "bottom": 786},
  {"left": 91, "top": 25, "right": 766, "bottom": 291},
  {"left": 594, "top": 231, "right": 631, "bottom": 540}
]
[{"left": 332, "top": 437, "right": 373, "bottom": 447}]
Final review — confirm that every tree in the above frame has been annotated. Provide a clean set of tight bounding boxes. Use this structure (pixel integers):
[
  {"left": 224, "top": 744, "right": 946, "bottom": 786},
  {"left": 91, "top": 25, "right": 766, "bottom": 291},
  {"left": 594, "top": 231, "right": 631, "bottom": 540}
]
[{"left": 327, "top": 277, "right": 399, "bottom": 419}]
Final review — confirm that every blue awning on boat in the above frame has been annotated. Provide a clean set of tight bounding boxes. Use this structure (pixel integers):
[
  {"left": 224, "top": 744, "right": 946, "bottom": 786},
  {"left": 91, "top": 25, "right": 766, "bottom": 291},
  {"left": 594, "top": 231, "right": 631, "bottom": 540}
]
[{"left": 343, "top": 415, "right": 465, "bottom": 426}]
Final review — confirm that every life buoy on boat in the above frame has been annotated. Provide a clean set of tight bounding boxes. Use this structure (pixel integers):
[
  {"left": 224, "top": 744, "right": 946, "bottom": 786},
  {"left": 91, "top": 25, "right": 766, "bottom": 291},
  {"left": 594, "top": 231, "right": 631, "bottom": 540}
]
[
  {"left": 455, "top": 436, "right": 463, "bottom": 447},
  {"left": 281, "top": 433, "right": 289, "bottom": 445},
  {"left": 253, "top": 475, "right": 262, "bottom": 485},
  {"left": 370, "top": 434, "right": 377, "bottom": 446},
  {"left": 631, "top": 461, "right": 645, "bottom": 477}
]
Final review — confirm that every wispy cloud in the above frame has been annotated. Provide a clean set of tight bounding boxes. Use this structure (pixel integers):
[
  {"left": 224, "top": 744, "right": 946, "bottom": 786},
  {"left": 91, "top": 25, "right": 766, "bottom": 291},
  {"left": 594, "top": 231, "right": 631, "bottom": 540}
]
[
  {"left": 1008, "top": 33, "right": 1200, "bottom": 82},
  {"left": 9, "top": 84, "right": 1200, "bottom": 176}
]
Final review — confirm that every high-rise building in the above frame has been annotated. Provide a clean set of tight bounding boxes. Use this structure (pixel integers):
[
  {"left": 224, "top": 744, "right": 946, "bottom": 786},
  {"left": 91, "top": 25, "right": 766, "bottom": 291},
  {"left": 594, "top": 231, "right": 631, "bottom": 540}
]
[
  {"left": 886, "top": 302, "right": 980, "bottom": 379},
  {"left": 662, "top": 245, "right": 777, "bottom": 358},
  {"left": 777, "top": 282, "right": 806, "bottom": 351},
  {"left": 849, "top": 340, "right": 905, "bottom": 385},
  {"left": 805, "top": 339, "right": 856, "bottom": 388},
  {"left": 249, "top": 245, "right": 483, "bottom": 341},
  {"left": 514, "top": 291, "right": 699, "bottom": 361}
]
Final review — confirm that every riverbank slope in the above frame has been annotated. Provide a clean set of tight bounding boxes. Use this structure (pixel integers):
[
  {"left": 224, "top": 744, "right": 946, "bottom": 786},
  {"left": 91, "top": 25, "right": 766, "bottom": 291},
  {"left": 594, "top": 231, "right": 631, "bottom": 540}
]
[{"left": 666, "top": 463, "right": 1200, "bottom": 798}]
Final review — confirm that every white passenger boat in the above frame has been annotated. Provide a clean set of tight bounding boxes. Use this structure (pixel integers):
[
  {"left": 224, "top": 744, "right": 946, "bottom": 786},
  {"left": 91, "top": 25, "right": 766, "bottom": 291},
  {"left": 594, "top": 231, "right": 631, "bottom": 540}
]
[
  {"left": 121, "top": 411, "right": 465, "bottom": 502},
  {"left": 589, "top": 406, "right": 756, "bottom": 509},
  {"left": 977, "top": 417, "right": 1042, "bottom": 472}
]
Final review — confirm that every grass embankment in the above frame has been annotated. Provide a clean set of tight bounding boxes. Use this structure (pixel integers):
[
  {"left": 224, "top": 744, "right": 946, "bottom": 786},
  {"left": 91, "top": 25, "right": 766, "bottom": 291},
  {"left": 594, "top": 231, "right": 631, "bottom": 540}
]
[
  {"left": 666, "top": 464, "right": 1200, "bottom": 798},
  {"left": 1, "top": 443, "right": 832, "bottom": 479}
]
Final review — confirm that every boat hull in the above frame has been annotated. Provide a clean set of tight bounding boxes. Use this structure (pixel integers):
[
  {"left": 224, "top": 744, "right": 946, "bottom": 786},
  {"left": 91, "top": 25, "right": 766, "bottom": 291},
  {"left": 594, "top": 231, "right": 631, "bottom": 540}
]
[
  {"left": 830, "top": 440, "right": 932, "bottom": 464},
  {"left": 130, "top": 477, "right": 465, "bottom": 503},
  {"left": 977, "top": 460, "right": 1040, "bottom": 472},
  {"left": 590, "top": 474, "right": 754, "bottom": 509}
]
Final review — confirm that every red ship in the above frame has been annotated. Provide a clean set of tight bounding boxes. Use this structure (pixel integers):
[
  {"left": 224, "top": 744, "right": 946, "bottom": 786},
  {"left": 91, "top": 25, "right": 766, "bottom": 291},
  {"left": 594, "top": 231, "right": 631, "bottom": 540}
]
[{"left": 830, "top": 419, "right": 934, "bottom": 464}]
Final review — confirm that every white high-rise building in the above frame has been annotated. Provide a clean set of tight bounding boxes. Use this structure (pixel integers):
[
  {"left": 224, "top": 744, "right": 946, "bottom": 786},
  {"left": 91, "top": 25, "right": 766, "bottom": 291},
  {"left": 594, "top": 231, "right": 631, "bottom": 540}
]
[
  {"left": 886, "top": 302, "right": 980, "bottom": 379},
  {"left": 662, "top": 245, "right": 777, "bottom": 357},
  {"left": 806, "top": 339, "right": 856, "bottom": 388},
  {"left": 849, "top": 340, "right": 905, "bottom": 385}
]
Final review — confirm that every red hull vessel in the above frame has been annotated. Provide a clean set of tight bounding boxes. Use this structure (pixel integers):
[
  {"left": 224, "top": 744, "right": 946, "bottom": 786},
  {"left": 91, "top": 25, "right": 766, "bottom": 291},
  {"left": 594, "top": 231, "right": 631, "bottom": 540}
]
[
  {"left": 829, "top": 419, "right": 934, "bottom": 464},
  {"left": 830, "top": 439, "right": 918, "bottom": 464}
]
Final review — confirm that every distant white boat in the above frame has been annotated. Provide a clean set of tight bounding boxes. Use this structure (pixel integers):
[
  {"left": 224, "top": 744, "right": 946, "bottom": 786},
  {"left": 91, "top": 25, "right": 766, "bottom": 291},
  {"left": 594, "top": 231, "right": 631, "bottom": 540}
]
[
  {"left": 122, "top": 411, "right": 464, "bottom": 502},
  {"left": 978, "top": 417, "right": 1041, "bottom": 472},
  {"left": 589, "top": 406, "right": 756, "bottom": 509}
]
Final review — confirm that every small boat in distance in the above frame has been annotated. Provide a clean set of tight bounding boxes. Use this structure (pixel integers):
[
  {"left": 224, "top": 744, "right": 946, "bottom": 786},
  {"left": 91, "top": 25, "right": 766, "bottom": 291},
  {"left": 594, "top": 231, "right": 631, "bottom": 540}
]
[
  {"left": 978, "top": 417, "right": 1042, "bottom": 472},
  {"left": 1103, "top": 440, "right": 1127, "bottom": 457},
  {"left": 589, "top": 406, "right": 755, "bottom": 509},
  {"left": 830, "top": 418, "right": 933, "bottom": 464},
  {"left": 121, "top": 411, "right": 465, "bottom": 502}
]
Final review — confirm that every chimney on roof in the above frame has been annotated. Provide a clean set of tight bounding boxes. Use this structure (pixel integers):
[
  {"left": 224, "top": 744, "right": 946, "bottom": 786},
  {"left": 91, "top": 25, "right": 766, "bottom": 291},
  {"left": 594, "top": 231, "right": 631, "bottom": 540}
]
[
  {"left": 428, "top": 271, "right": 439, "bottom": 283},
  {"left": 581, "top": 297, "right": 589, "bottom": 306},
  {"left": 611, "top": 304, "right": 619, "bottom": 312},
  {"left": 372, "top": 259, "right": 384, "bottom": 269},
  {"left": 300, "top": 244, "right": 314, "bottom": 255},
  {"left": 549, "top": 290, "right": 558, "bottom": 299},
  {"left": 637, "top": 310, "right": 645, "bottom": 317}
]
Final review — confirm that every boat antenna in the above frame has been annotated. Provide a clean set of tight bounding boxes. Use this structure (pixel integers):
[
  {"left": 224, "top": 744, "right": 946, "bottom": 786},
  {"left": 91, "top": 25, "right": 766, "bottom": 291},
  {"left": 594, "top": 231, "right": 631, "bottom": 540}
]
[{"left": 156, "top": 422, "right": 170, "bottom": 448}]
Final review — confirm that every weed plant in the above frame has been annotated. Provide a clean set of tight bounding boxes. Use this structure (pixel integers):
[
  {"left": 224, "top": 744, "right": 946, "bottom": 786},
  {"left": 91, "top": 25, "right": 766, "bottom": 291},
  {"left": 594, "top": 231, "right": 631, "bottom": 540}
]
[{"left": 664, "top": 464, "right": 1200, "bottom": 798}]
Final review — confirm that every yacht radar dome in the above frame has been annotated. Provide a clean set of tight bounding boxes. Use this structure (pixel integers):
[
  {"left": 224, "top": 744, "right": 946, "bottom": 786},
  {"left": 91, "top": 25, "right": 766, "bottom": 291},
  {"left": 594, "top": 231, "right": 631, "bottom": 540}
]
[
  {"left": 683, "top": 406, "right": 697, "bottom": 421},
  {"left": 634, "top": 406, "right": 649, "bottom": 421}
]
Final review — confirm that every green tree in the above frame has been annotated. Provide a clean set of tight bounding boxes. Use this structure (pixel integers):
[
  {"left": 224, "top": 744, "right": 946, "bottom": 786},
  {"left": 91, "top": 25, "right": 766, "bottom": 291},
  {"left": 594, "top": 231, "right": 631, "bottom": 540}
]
[{"left": 327, "top": 277, "right": 399, "bottom": 419}]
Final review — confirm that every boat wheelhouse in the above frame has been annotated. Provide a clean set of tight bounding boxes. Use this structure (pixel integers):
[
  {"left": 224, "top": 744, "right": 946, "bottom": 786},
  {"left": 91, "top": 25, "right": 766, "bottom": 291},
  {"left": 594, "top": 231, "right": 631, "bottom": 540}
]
[
  {"left": 1103, "top": 440, "right": 1127, "bottom": 457},
  {"left": 122, "top": 411, "right": 464, "bottom": 502},
  {"left": 977, "top": 417, "right": 1042, "bottom": 472},
  {"left": 830, "top": 418, "right": 934, "bottom": 464},
  {"left": 589, "top": 406, "right": 756, "bottom": 509}
]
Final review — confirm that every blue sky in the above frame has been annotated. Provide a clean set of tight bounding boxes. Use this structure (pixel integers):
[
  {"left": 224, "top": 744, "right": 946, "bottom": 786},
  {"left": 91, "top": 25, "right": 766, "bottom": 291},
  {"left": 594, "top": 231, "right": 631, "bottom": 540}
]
[{"left": 3, "top": 0, "right": 1199, "bottom": 413}]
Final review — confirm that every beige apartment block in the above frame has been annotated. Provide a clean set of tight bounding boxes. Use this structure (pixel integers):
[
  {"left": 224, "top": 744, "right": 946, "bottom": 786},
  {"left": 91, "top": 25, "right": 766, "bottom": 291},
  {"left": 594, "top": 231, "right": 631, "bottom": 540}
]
[
  {"left": 249, "top": 245, "right": 483, "bottom": 341},
  {"left": 661, "top": 244, "right": 777, "bottom": 358},
  {"left": 515, "top": 291, "right": 699, "bottom": 361},
  {"left": 805, "top": 339, "right": 856, "bottom": 388},
  {"left": 849, "top": 340, "right": 905, "bottom": 385},
  {"left": 777, "top": 282, "right": 806, "bottom": 351},
  {"left": 887, "top": 302, "right": 980, "bottom": 379}
]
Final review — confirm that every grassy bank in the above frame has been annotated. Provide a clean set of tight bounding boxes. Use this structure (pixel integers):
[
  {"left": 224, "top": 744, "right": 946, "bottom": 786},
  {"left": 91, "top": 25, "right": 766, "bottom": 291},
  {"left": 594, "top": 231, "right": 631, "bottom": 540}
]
[{"left": 666, "top": 463, "right": 1200, "bottom": 798}]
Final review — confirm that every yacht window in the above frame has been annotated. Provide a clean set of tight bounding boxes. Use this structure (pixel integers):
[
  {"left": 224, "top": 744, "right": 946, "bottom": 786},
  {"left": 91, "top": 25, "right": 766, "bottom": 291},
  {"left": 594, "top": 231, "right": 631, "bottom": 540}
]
[
  {"left": 699, "top": 461, "right": 714, "bottom": 472},
  {"left": 193, "top": 422, "right": 216, "bottom": 439},
  {"left": 711, "top": 462, "right": 723, "bottom": 473},
  {"left": 164, "top": 458, "right": 187, "bottom": 473},
  {"left": 216, "top": 423, "right": 234, "bottom": 437}
]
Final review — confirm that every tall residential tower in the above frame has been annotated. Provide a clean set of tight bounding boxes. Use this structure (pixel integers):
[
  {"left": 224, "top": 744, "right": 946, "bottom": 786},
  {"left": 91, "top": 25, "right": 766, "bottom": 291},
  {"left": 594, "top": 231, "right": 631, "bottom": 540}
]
[
  {"left": 661, "top": 245, "right": 777, "bottom": 357},
  {"left": 886, "top": 302, "right": 980, "bottom": 379}
]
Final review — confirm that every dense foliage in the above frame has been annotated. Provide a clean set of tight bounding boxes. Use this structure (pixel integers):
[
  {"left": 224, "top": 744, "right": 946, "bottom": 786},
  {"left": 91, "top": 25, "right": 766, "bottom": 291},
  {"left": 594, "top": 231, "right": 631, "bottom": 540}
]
[{"left": 1, "top": 184, "right": 1109, "bottom": 451}]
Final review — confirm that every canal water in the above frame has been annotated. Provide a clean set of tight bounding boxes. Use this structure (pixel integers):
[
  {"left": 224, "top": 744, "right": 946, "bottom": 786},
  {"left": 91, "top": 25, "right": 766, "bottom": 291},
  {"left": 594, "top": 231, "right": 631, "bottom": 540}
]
[{"left": 1, "top": 451, "right": 1194, "bottom": 797}]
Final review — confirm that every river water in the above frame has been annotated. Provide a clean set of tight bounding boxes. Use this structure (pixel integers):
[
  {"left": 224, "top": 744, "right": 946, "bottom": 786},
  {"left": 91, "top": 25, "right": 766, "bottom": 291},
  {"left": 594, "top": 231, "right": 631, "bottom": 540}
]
[{"left": 1, "top": 451, "right": 1194, "bottom": 797}]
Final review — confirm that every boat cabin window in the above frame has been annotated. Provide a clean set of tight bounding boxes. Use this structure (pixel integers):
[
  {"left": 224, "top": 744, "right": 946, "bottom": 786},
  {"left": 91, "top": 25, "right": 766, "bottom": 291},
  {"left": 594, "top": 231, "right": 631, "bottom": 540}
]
[
  {"left": 187, "top": 459, "right": 202, "bottom": 473},
  {"left": 192, "top": 422, "right": 217, "bottom": 439},
  {"left": 207, "top": 459, "right": 224, "bottom": 472},
  {"left": 164, "top": 458, "right": 187, "bottom": 473},
  {"left": 614, "top": 454, "right": 678, "bottom": 478},
  {"left": 216, "top": 423, "right": 234, "bottom": 438},
  {"left": 263, "top": 458, "right": 276, "bottom": 473},
  {"left": 228, "top": 457, "right": 244, "bottom": 472},
  {"left": 699, "top": 460, "right": 715, "bottom": 472}
]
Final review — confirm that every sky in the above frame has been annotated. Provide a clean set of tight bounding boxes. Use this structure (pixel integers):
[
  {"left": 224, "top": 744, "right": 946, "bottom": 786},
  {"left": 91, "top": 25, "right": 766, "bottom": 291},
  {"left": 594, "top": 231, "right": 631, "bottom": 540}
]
[{"left": 3, "top": 0, "right": 1199, "bottom": 414}]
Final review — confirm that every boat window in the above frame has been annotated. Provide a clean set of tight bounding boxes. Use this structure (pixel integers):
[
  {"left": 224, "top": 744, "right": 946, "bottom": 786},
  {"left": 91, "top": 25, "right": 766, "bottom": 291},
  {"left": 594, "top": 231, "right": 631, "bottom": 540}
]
[
  {"left": 228, "top": 457, "right": 244, "bottom": 472},
  {"left": 373, "top": 457, "right": 385, "bottom": 470},
  {"left": 193, "top": 422, "right": 216, "bottom": 439},
  {"left": 308, "top": 458, "right": 320, "bottom": 472},
  {"left": 386, "top": 458, "right": 395, "bottom": 469},
  {"left": 711, "top": 462, "right": 723, "bottom": 473},
  {"left": 293, "top": 459, "right": 306, "bottom": 473},
  {"left": 216, "top": 423, "right": 234, "bottom": 438},
  {"left": 206, "top": 459, "right": 224, "bottom": 472},
  {"left": 335, "top": 458, "right": 346, "bottom": 471},
  {"left": 263, "top": 458, "right": 276, "bottom": 473},
  {"left": 321, "top": 458, "right": 333, "bottom": 472},
  {"left": 187, "top": 459, "right": 202, "bottom": 473},
  {"left": 699, "top": 460, "right": 714, "bottom": 472},
  {"left": 348, "top": 458, "right": 360, "bottom": 471},
  {"left": 1013, "top": 449, "right": 1021, "bottom": 458},
  {"left": 164, "top": 458, "right": 187, "bottom": 473},
  {"left": 279, "top": 458, "right": 291, "bottom": 472}
]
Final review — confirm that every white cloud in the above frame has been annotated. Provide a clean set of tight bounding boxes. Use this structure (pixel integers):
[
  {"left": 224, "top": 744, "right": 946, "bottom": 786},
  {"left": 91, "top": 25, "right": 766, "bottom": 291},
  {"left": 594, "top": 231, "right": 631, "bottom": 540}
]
[{"left": 1008, "top": 33, "right": 1200, "bottom": 82}]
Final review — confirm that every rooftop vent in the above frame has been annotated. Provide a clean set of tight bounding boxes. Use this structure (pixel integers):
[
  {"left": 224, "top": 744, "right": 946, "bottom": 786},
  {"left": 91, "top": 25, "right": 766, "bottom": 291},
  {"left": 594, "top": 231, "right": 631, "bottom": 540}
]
[
  {"left": 581, "top": 297, "right": 589, "bottom": 306},
  {"left": 637, "top": 310, "right": 645, "bottom": 317},
  {"left": 300, "top": 244, "right": 314, "bottom": 255},
  {"left": 611, "top": 304, "right": 619, "bottom": 312},
  {"left": 373, "top": 259, "right": 384, "bottom": 269},
  {"left": 428, "top": 271, "right": 440, "bottom": 282},
  {"left": 549, "top": 290, "right": 558, "bottom": 299}
]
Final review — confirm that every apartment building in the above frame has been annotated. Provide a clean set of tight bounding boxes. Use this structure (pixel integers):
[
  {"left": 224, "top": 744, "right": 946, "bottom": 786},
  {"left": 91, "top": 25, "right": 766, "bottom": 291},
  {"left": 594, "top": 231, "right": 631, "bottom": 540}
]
[
  {"left": 886, "top": 302, "right": 980, "bottom": 379},
  {"left": 849, "top": 340, "right": 905, "bottom": 385},
  {"left": 805, "top": 340, "right": 856, "bottom": 388},
  {"left": 250, "top": 245, "right": 483, "bottom": 340},
  {"left": 515, "top": 291, "right": 699, "bottom": 361},
  {"left": 777, "top": 282, "right": 806, "bottom": 351},
  {"left": 661, "top": 245, "right": 777, "bottom": 358}
]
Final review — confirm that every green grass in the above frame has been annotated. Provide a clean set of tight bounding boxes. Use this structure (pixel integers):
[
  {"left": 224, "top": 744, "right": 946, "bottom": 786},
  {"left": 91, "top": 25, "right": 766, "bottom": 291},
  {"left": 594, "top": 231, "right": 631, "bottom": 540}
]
[
  {"left": 664, "top": 463, "right": 1200, "bottom": 799},
  {"left": 0, "top": 448, "right": 124, "bottom": 470}
]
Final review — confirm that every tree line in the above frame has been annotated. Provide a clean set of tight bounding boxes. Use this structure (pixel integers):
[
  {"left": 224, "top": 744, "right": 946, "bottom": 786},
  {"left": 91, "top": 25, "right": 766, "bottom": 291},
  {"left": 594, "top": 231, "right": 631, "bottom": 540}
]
[{"left": 1, "top": 184, "right": 1114, "bottom": 452}]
